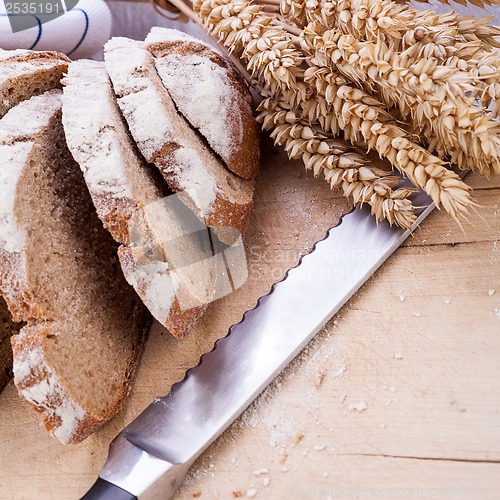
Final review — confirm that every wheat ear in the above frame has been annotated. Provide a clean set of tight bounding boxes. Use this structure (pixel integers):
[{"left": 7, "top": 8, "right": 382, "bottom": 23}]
[
  {"left": 298, "top": 0, "right": 500, "bottom": 111},
  {"left": 302, "top": 23, "right": 500, "bottom": 176},
  {"left": 258, "top": 98, "right": 418, "bottom": 228},
  {"left": 394, "top": 0, "right": 500, "bottom": 10},
  {"left": 301, "top": 64, "right": 474, "bottom": 215},
  {"left": 291, "top": 0, "right": 500, "bottom": 50}
]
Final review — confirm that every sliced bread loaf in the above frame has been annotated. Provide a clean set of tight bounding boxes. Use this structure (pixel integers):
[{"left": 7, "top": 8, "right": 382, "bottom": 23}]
[
  {"left": 0, "top": 296, "right": 21, "bottom": 391},
  {"left": 62, "top": 60, "right": 216, "bottom": 338},
  {"left": 0, "top": 90, "right": 149, "bottom": 444},
  {"left": 145, "top": 27, "right": 260, "bottom": 180},
  {"left": 103, "top": 37, "right": 255, "bottom": 244},
  {"left": 0, "top": 49, "right": 70, "bottom": 119}
]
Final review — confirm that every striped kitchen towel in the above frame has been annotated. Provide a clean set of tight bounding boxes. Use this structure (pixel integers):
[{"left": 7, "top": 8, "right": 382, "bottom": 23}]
[{"left": 0, "top": 0, "right": 112, "bottom": 59}]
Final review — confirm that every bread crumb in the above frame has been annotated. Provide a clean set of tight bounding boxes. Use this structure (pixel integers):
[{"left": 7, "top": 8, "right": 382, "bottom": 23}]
[
  {"left": 314, "top": 371, "right": 325, "bottom": 387},
  {"left": 488, "top": 289, "right": 495, "bottom": 296},
  {"left": 380, "top": 423, "right": 387, "bottom": 429},
  {"left": 279, "top": 453, "right": 288, "bottom": 465},
  {"left": 280, "top": 466, "right": 289, "bottom": 472},
  {"left": 399, "top": 294, "right": 406, "bottom": 302},
  {"left": 246, "top": 488, "right": 258, "bottom": 497},
  {"left": 349, "top": 401, "right": 367, "bottom": 412},
  {"left": 443, "top": 297, "right": 451, "bottom": 304},
  {"left": 232, "top": 492, "right": 243, "bottom": 498},
  {"left": 192, "top": 493, "right": 201, "bottom": 498},
  {"left": 262, "top": 478, "right": 270, "bottom": 487},
  {"left": 253, "top": 468, "right": 269, "bottom": 476},
  {"left": 294, "top": 433, "right": 304, "bottom": 443},
  {"left": 394, "top": 352, "right": 403, "bottom": 360},
  {"left": 413, "top": 312, "right": 421, "bottom": 317},
  {"left": 323, "top": 471, "right": 329, "bottom": 478},
  {"left": 313, "top": 443, "right": 326, "bottom": 451}
]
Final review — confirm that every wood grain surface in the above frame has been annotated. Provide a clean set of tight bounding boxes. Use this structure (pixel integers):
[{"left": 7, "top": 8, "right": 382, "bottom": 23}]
[{"left": 0, "top": 140, "right": 499, "bottom": 499}]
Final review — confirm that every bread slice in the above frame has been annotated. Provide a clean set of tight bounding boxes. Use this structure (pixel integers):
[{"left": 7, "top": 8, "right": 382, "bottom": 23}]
[
  {"left": 0, "top": 90, "right": 149, "bottom": 444},
  {"left": 0, "top": 49, "right": 69, "bottom": 119},
  {"left": 145, "top": 27, "right": 260, "bottom": 180},
  {"left": 0, "top": 296, "right": 22, "bottom": 391},
  {"left": 103, "top": 37, "right": 255, "bottom": 244},
  {"left": 62, "top": 60, "right": 217, "bottom": 338}
]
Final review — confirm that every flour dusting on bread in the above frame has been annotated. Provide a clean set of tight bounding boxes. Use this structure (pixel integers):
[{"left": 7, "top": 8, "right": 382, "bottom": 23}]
[
  {"left": 155, "top": 52, "right": 242, "bottom": 162},
  {"left": 145, "top": 27, "right": 260, "bottom": 181},
  {"left": 104, "top": 37, "right": 255, "bottom": 240},
  {"left": 172, "top": 146, "right": 218, "bottom": 217},
  {"left": 0, "top": 49, "right": 69, "bottom": 119},
  {"left": 62, "top": 61, "right": 133, "bottom": 199},
  {"left": 0, "top": 143, "right": 30, "bottom": 253},
  {"left": 1, "top": 91, "right": 148, "bottom": 444},
  {"left": 13, "top": 342, "right": 85, "bottom": 444}
]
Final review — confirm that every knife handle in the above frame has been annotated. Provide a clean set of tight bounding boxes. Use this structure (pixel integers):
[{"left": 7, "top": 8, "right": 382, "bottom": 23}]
[{"left": 81, "top": 478, "right": 137, "bottom": 500}]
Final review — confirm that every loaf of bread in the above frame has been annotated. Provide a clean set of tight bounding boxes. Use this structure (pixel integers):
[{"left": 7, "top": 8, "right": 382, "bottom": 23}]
[
  {"left": 62, "top": 60, "right": 217, "bottom": 338},
  {"left": 0, "top": 29, "right": 260, "bottom": 441},
  {"left": 0, "top": 91, "right": 149, "bottom": 444},
  {"left": 145, "top": 27, "right": 260, "bottom": 180},
  {"left": 0, "top": 296, "right": 21, "bottom": 391},
  {"left": 0, "top": 49, "right": 69, "bottom": 119},
  {"left": 104, "top": 37, "right": 255, "bottom": 245}
]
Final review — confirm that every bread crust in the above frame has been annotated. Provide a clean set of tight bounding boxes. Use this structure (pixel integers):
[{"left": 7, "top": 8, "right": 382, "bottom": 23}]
[
  {"left": 104, "top": 37, "right": 255, "bottom": 243},
  {"left": 146, "top": 29, "right": 260, "bottom": 180},
  {"left": 0, "top": 251, "right": 45, "bottom": 322},
  {"left": 11, "top": 308, "right": 149, "bottom": 444},
  {"left": 118, "top": 247, "right": 207, "bottom": 338},
  {"left": 62, "top": 60, "right": 214, "bottom": 337},
  {"left": 0, "top": 49, "right": 70, "bottom": 118},
  {"left": 0, "top": 296, "right": 21, "bottom": 391}
]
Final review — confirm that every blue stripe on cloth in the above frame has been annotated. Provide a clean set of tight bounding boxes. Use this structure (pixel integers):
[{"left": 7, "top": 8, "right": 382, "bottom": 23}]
[
  {"left": 0, "top": 14, "right": 42, "bottom": 50},
  {"left": 29, "top": 17, "right": 42, "bottom": 49},
  {"left": 67, "top": 8, "right": 88, "bottom": 57}
]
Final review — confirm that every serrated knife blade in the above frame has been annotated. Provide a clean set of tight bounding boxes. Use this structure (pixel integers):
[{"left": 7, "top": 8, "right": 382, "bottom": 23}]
[{"left": 82, "top": 188, "right": 434, "bottom": 500}]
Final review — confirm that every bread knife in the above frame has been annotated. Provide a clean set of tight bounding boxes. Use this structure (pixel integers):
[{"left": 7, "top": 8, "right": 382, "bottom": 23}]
[{"left": 82, "top": 187, "right": 434, "bottom": 500}]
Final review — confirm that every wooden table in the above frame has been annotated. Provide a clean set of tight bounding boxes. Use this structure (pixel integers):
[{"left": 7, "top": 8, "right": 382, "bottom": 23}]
[{"left": 0, "top": 142, "right": 499, "bottom": 499}]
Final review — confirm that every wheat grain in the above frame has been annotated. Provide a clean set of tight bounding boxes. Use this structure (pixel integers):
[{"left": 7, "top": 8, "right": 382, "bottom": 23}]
[{"left": 294, "top": 0, "right": 500, "bottom": 49}]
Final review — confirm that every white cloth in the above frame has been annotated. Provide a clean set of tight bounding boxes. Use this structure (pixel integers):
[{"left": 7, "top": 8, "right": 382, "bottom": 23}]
[
  {"left": 107, "top": 1, "right": 212, "bottom": 44},
  {"left": 0, "top": 0, "right": 112, "bottom": 59}
]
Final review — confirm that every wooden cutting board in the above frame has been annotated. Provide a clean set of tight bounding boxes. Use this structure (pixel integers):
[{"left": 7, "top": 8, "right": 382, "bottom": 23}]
[
  {"left": 1, "top": 140, "right": 499, "bottom": 498},
  {"left": 0, "top": 137, "right": 354, "bottom": 497}
]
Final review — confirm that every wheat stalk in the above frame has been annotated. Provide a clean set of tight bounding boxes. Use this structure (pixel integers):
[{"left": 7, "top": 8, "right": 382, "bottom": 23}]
[
  {"left": 258, "top": 98, "right": 418, "bottom": 228},
  {"left": 193, "top": 0, "right": 428, "bottom": 227}
]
